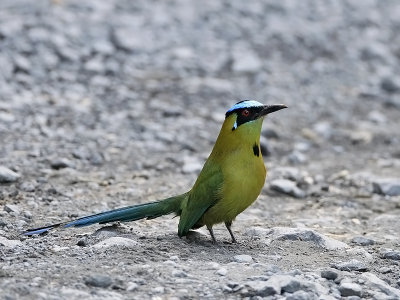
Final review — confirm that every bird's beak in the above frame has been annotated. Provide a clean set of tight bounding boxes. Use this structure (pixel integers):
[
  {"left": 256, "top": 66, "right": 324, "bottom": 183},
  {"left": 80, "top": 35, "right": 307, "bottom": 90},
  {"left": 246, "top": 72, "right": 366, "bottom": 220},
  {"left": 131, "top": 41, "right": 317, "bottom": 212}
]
[{"left": 257, "top": 104, "right": 288, "bottom": 118}]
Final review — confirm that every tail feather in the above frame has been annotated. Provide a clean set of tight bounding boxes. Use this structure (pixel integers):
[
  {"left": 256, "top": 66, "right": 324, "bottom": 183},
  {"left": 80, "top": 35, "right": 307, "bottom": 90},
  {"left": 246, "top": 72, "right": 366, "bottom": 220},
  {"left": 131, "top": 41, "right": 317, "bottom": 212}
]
[{"left": 23, "top": 193, "right": 186, "bottom": 236}]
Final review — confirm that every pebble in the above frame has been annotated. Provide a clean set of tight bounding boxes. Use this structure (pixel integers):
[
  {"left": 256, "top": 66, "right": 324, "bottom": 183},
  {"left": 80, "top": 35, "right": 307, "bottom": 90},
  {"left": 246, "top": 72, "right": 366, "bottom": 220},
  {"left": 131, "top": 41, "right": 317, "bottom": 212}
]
[
  {"left": 321, "top": 269, "right": 339, "bottom": 281},
  {"left": 372, "top": 178, "right": 400, "bottom": 196},
  {"left": 0, "top": 236, "right": 22, "bottom": 249},
  {"left": 380, "top": 249, "right": 400, "bottom": 261},
  {"left": 0, "top": 166, "right": 20, "bottom": 183},
  {"left": 270, "top": 179, "right": 306, "bottom": 198},
  {"left": 126, "top": 282, "right": 138, "bottom": 292},
  {"left": 332, "top": 259, "right": 368, "bottom": 272},
  {"left": 19, "top": 181, "right": 36, "bottom": 192},
  {"left": 4, "top": 204, "right": 20, "bottom": 214},
  {"left": 171, "top": 270, "right": 188, "bottom": 278},
  {"left": 244, "top": 280, "right": 279, "bottom": 297},
  {"left": 339, "top": 282, "right": 362, "bottom": 297},
  {"left": 216, "top": 268, "right": 227, "bottom": 276},
  {"left": 92, "top": 237, "right": 138, "bottom": 249},
  {"left": 286, "top": 290, "right": 314, "bottom": 300},
  {"left": 233, "top": 255, "right": 253, "bottom": 263},
  {"left": 351, "top": 236, "right": 375, "bottom": 246},
  {"left": 268, "top": 227, "right": 348, "bottom": 250},
  {"left": 84, "top": 274, "right": 113, "bottom": 288},
  {"left": 50, "top": 158, "right": 74, "bottom": 170}
]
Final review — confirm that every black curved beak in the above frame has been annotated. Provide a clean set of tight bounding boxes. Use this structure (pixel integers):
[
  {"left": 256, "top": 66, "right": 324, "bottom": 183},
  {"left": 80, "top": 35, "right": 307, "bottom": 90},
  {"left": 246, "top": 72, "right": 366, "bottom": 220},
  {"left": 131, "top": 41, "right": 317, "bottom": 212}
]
[{"left": 258, "top": 104, "right": 287, "bottom": 118}]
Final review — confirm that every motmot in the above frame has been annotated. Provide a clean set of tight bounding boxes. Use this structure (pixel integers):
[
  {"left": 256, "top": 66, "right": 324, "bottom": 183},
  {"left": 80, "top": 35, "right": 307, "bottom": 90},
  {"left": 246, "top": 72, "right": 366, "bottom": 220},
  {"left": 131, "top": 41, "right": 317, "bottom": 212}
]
[{"left": 23, "top": 100, "right": 287, "bottom": 243}]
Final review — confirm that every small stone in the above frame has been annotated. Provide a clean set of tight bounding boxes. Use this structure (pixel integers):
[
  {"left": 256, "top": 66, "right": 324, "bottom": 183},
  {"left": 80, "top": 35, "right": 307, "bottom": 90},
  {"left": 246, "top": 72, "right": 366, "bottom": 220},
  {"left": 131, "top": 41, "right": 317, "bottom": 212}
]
[
  {"left": 372, "top": 178, "right": 400, "bottom": 196},
  {"left": 332, "top": 259, "right": 368, "bottom": 272},
  {"left": 380, "top": 249, "right": 400, "bottom": 261},
  {"left": 92, "top": 237, "right": 138, "bottom": 249},
  {"left": 233, "top": 255, "right": 253, "bottom": 263},
  {"left": 380, "top": 76, "right": 400, "bottom": 93},
  {"left": 245, "top": 280, "right": 279, "bottom": 297},
  {"left": 77, "top": 239, "right": 87, "bottom": 247},
  {"left": 216, "top": 268, "right": 227, "bottom": 276},
  {"left": 4, "top": 204, "right": 20, "bottom": 214},
  {"left": 152, "top": 286, "right": 165, "bottom": 294},
  {"left": 13, "top": 55, "right": 31, "bottom": 72},
  {"left": 270, "top": 179, "right": 306, "bottom": 198},
  {"left": 379, "top": 267, "right": 392, "bottom": 274},
  {"left": 50, "top": 158, "right": 74, "bottom": 170},
  {"left": 0, "top": 236, "right": 22, "bottom": 249},
  {"left": 350, "top": 130, "right": 373, "bottom": 144},
  {"left": 268, "top": 227, "right": 348, "bottom": 250},
  {"left": 172, "top": 270, "right": 188, "bottom": 278},
  {"left": 126, "top": 282, "right": 138, "bottom": 292},
  {"left": 321, "top": 269, "right": 339, "bottom": 280},
  {"left": 362, "top": 272, "right": 400, "bottom": 298},
  {"left": 351, "top": 236, "right": 375, "bottom": 246},
  {"left": 85, "top": 274, "right": 113, "bottom": 288},
  {"left": 368, "top": 111, "right": 387, "bottom": 123},
  {"left": 339, "top": 282, "right": 362, "bottom": 297},
  {"left": 286, "top": 290, "right": 314, "bottom": 300},
  {"left": 288, "top": 151, "right": 308, "bottom": 164},
  {"left": 19, "top": 181, "right": 36, "bottom": 192},
  {"left": 0, "top": 166, "right": 20, "bottom": 183}
]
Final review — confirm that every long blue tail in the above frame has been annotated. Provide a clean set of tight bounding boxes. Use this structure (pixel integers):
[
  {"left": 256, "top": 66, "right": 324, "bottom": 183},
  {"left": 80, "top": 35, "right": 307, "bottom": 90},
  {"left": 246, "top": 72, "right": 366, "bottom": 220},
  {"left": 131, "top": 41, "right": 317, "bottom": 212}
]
[{"left": 23, "top": 194, "right": 186, "bottom": 236}]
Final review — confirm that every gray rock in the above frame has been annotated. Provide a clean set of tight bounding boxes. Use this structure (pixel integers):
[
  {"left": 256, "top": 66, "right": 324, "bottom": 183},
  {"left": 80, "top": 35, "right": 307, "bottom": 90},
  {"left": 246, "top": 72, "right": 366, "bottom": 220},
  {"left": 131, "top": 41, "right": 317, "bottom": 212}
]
[
  {"left": 270, "top": 179, "right": 306, "bottom": 198},
  {"left": 92, "top": 237, "right": 138, "bottom": 249},
  {"left": 4, "top": 204, "right": 20, "bottom": 214},
  {"left": 216, "top": 268, "right": 227, "bottom": 276},
  {"left": 362, "top": 272, "right": 400, "bottom": 298},
  {"left": 286, "top": 290, "right": 315, "bottom": 300},
  {"left": 126, "top": 282, "right": 138, "bottom": 292},
  {"left": 13, "top": 55, "right": 31, "bottom": 73},
  {"left": 351, "top": 236, "right": 375, "bottom": 246},
  {"left": 339, "top": 282, "right": 362, "bottom": 297},
  {"left": 244, "top": 280, "right": 279, "bottom": 297},
  {"left": 268, "top": 227, "right": 348, "bottom": 250},
  {"left": 50, "top": 158, "right": 74, "bottom": 170},
  {"left": 288, "top": 151, "right": 308, "bottom": 164},
  {"left": 0, "top": 166, "right": 20, "bottom": 183},
  {"left": 85, "top": 274, "right": 113, "bottom": 288},
  {"left": 19, "top": 181, "right": 36, "bottom": 192},
  {"left": 372, "top": 178, "right": 400, "bottom": 196},
  {"left": 233, "top": 255, "right": 253, "bottom": 263},
  {"left": 0, "top": 236, "right": 22, "bottom": 249},
  {"left": 171, "top": 270, "right": 188, "bottom": 278},
  {"left": 380, "top": 249, "right": 400, "bottom": 261},
  {"left": 321, "top": 269, "right": 339, "bottom": 280},
  {"left": 332, "top": 259, "right": 368, "bottom": 272},
  {"left": 380, "top": 76, "right": 400, "bottom": 93}
]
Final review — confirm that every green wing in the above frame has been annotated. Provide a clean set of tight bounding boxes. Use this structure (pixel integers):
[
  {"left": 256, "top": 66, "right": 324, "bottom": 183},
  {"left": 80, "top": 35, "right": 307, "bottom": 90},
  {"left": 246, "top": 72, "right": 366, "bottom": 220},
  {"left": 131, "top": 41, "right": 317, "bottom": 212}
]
[{"left": 178, "top": 159, "right": 223, "bottom": 237}]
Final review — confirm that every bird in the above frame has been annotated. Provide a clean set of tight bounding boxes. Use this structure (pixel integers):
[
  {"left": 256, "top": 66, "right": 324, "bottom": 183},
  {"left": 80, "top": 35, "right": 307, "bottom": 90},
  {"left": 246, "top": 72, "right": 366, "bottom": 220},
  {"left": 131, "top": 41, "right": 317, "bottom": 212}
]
[{"left": 23, "top": 100, "right": 287, "bottom": 243}]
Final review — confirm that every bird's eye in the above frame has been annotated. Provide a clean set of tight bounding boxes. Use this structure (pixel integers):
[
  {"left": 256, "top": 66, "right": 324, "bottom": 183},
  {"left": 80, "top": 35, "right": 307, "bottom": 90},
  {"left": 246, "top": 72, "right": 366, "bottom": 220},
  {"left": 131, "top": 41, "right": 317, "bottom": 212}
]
[{"left": 242, "top": 109, "right": 250, "bottom": 117}]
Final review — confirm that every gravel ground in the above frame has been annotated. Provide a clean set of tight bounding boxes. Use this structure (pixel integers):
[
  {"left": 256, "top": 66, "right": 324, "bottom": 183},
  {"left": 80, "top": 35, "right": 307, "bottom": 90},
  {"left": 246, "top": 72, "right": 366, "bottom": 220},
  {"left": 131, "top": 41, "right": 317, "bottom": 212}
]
[{"left": 1, "top": 0, "right": 400, "bottom": 299}]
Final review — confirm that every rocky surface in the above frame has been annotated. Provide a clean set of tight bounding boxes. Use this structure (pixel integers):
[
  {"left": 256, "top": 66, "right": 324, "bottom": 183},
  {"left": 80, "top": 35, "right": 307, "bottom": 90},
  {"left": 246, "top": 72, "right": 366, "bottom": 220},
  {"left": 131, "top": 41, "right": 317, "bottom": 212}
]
[{"left": 0, "top": 0, "right": 400, "bottom": 299}]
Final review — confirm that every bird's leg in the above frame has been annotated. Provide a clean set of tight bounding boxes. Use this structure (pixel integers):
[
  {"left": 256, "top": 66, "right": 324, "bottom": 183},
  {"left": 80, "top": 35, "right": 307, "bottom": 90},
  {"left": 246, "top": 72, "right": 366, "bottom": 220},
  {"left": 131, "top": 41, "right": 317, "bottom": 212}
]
[
  {"left": 207, "top": 225, "right": 217, "bottom": 244},
  {"left": 225, "top": 221, "right": 237, "bottom": 243}
]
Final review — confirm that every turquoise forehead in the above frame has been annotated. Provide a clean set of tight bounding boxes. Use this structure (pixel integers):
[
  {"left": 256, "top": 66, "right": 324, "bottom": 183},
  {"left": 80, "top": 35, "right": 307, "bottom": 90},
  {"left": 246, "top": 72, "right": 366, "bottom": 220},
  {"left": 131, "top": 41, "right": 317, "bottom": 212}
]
[{"left": 226, "top": 100, "right": 263, "bottom": 113}]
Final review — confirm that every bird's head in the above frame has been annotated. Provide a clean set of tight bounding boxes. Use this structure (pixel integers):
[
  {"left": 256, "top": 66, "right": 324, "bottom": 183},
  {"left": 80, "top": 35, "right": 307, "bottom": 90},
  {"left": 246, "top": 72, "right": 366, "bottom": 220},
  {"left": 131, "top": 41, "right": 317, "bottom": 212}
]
[{"left": 225, "top": 100, "right": 287, "bottom": 132}]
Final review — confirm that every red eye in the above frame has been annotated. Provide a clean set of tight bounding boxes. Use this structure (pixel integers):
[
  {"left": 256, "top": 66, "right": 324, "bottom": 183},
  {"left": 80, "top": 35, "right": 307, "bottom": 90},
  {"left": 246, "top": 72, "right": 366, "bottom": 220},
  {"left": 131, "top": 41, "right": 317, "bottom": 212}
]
[{"left": 242, "top": 109, "right": 250, "bottom": 117}]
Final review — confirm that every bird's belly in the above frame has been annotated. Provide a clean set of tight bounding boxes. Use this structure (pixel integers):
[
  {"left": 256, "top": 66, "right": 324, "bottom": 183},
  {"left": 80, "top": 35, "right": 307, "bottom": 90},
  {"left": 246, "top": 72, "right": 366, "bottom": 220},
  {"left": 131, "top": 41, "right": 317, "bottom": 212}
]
[{"left": 201, "top": 156, "right": 266, "bottom": 226}]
